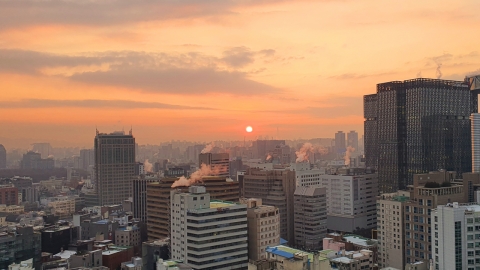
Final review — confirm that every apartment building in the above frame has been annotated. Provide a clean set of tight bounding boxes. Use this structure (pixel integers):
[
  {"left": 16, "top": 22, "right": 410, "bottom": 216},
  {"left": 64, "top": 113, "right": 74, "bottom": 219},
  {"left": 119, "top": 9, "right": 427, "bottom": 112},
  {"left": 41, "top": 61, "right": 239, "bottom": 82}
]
[
  {"left": 377, "top": 191, "right": 410, "bottom": 269},
  {"left": 240, "top": 198, "right": 280, "bottom": 261},
  {"left": 170, "top": 186, "right": 248, "bottom": 269}
]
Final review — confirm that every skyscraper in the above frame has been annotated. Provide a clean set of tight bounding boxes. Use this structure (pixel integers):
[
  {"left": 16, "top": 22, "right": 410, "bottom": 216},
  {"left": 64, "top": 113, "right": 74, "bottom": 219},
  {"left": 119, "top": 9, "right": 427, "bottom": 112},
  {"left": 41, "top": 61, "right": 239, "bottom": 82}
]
[
  {"left": 133, "top": 175, "right": 158, "bottom": 221},
  {"left": 198, "top": 152, "right": 229, "bottom": 178},
  {"left": 94, "top": 130, "right": 135, "bottom": 206},
  {"left": 335, "top": 131, "right": 346, "bottom": 154},
  {"left": 471, "top": 113, "right": 480, "bottom": 173},
  {"left": 347, "top": 131, "right": 359, "bottom": 151},
  {"left": 364, "top": 78, "right": 477, "bottom": 193},
  {"left": 79, "top": 149, "right": 94, "bottom": 170},
  {"left": 0, "top": 144, "right": 6, "bottom": 169}
]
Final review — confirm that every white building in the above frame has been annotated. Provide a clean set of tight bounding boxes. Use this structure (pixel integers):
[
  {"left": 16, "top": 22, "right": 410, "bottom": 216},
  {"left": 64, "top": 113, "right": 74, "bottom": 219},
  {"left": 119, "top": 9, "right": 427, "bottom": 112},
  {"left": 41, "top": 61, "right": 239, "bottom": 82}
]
[
  {"left": 432, "top": 203, "right": 480, "bottom": 270},
  {"left": 376, "top": 191, "right": 410, "bottom": 269},
  {"left": 471, "top": 113, "right": 480, "bottom": 173},
  {"left": 289, "top": 163, "right": 325, "bottom": 187},
  {"left": 170, "top": 186, "right": 248, "bottom": 269},
  {"left": 320, "top": 169, "right": 378, "bottom": 232}
]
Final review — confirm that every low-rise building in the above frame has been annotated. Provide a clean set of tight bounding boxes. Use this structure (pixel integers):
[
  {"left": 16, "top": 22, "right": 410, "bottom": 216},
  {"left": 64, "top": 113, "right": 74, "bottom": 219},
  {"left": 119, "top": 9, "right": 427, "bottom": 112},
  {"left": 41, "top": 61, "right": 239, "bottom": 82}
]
[
  {"left": 120, "top": 257, "right": 142, "bottom": 270},
  {"left": 265, "top": 245, "right": 332, "bottom": 270},
  {"left": 329, "top": 250, "right": 374, "bottom": 270}
]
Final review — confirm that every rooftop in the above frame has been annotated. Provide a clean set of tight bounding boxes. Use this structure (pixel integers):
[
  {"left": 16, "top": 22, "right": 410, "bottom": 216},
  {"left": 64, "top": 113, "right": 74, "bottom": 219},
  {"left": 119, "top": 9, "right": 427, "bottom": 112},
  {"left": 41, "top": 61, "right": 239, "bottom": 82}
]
[
  {"left": 266, "top": 245, "right": 329, "bottom": 262},
  {"left": 209, "top": 201, "right": 235, "bottom": 209},
  {"left": 54, "top": 250, "right": 76, "bottom": 259},
  {"left": 343, "top": 234, "right": 376, "bottom": 247}
]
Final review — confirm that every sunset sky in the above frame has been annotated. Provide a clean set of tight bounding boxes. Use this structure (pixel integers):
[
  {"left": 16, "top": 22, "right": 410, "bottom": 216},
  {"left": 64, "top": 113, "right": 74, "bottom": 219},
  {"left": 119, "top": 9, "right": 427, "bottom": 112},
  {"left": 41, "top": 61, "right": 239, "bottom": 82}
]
[{"left": 1, "top": 0, "right": 479, "bottom": 148}]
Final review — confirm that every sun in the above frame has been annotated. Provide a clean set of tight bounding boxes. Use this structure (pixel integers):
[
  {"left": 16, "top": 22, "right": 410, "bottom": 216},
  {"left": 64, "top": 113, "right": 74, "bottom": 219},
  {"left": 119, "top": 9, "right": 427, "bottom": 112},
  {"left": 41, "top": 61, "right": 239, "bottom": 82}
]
[{"left": 246, "top": 126, "right": 253, "bottom": 133}]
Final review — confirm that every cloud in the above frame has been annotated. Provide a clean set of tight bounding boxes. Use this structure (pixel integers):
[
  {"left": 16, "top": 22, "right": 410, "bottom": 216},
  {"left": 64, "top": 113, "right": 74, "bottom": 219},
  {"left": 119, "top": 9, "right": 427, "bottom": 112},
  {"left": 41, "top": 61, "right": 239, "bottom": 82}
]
[
  {"left": 0, "top": 99, "right": 217, "bottom": 110},
  {"left": 0, "top": 49, "right": 279, "bottom": 96},
  {"left": 221, "top": 47, "right": 256, "bottom": 68}
]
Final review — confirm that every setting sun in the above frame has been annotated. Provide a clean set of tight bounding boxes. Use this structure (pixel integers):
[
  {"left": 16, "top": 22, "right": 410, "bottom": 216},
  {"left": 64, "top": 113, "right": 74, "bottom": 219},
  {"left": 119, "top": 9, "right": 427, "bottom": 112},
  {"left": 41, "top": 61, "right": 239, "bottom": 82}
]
[{"left": 246, "top": 126, "right": 253, "bottom": 133}]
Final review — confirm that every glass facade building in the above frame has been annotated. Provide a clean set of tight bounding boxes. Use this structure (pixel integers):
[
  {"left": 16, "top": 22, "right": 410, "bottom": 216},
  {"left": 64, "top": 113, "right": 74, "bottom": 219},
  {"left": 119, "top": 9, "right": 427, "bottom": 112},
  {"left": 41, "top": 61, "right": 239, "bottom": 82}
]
[{"left": 364, "top": 78, "right": 477, "bottom": 193}]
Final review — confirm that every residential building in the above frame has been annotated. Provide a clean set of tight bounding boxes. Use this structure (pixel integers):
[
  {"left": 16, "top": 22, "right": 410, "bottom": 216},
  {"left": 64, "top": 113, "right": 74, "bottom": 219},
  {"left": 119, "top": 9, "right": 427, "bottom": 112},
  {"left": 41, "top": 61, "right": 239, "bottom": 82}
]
[
  {"left": 80, "top": 219, "right": 119, "bottom": 241},
  {"left": 94, "top": 130, "right": 136, "bottom": 206},
  {"left": 170, "top": 186, "right": 248, "bottom": 269},
  {"left": 377, "top": 192, "right": 410, "bottom": 269},
  {"left": 364, "top": 77, "right": 479, "bottom": 193},
  {"left": 463, "top": 172, "right": 480, "bottom": 203},
  {"left": 323, "top": 233, "right": 378, "bottom": 260},
  {"left": 329, "top": 249, "right": 375, "bottom": 270},
  {"left": 240, "top": 198, "right": 280, "bottom": 261},
  {"left": 146, "top": 176, "right": 239, "bottom": 240},
  {"left": 70, "top": 249, "right": 103, "bottom": 269},
  {"left": 432, "top": 203, "right": 480, "bottom": 270},
  {"left": 115, "top": 225, "right": 141, "bottom": 252},
  {"left": 101, "top": 246, "right": 135, "bottom": 270},
  {"left": 0, "top": 185, "right": 18, "bottom": 206},
  {"left": 132, "top": 175, "right": 158, "bottom": 221},
  {"left": 0, "top": 144, "right": 6, "bottom": 169},
  {"left": 44, "top": 196, "right": 76, "bottom": 218},
  {"left": 243, "top": 167, "right": 296, "bottom": 243},
  {"left": 0, "top": 226, "right": 42, "bottom": 270},
  {"left": 294, "top": 186, "right": 327, "bottom": 250},
  {"left": 335, "top": 131, "right": 346, "bottom": 154},
  {"left": 0, "top": 204, "right": 24, "bottom": 214},
  {"left": 155, "top": 259, "right": 193, "bottom": 270},
  {"left": 347, "top": 131, "right": 359, "bottom": 151},
  {"left": 10, "top": 177, "right": 40, "bottom": 204},
  {"left": 404, "top": 171, "right": 467, "bottom": 264},
  {"left": 120, "top": 257, "right": 142, "bottom": 270},
  {"left": 198, "top": 152, "right": 230, "bottom": 178},
  {"left": 321, "top": 168, "right": 378, "bottom": 232}
]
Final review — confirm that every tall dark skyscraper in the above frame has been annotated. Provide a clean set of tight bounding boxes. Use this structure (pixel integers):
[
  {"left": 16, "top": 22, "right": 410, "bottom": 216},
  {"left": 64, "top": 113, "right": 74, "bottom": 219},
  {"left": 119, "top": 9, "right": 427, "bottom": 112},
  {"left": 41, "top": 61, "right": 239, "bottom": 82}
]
[
  {"left": 364, "top": 78, "right": 478, "bottom": 193},
  {"left": 94, "top": 130, "right": 135, "bottom": 206},
  {"left": 0, "top": 144, "right": 6, "bottom": 169}
]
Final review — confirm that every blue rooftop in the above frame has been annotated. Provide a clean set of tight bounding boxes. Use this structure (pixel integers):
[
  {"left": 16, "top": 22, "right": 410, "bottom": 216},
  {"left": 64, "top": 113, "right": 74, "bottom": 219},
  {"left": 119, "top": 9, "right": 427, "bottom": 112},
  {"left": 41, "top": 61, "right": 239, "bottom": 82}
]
[
  {"left": 265, "top": 247, "right": 294, "bottom": 259},
  {"left": 280, "top": 238, "right": 288, "bottom": 245}
]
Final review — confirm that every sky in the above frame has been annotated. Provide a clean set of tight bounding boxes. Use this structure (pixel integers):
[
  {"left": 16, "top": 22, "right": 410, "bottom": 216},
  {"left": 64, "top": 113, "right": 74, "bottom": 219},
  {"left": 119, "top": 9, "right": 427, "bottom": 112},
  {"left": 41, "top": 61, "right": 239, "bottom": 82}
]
[{"left": 1, "top": 0, "right": 480, "bottom": 149}]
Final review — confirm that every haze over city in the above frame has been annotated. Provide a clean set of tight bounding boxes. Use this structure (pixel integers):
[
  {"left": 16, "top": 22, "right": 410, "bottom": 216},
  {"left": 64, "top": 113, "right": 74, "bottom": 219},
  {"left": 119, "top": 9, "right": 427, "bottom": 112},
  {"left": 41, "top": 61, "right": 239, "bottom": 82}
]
[{"left": 1, "top": 0, "right": 480, "bottom": 148}]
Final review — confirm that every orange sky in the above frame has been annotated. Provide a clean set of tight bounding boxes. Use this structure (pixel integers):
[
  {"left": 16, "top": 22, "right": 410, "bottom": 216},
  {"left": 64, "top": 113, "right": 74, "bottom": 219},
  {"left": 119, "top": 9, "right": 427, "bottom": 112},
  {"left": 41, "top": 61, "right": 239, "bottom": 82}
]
[{"left": 0, "top": 0, "right": 479, "bottom": 148}]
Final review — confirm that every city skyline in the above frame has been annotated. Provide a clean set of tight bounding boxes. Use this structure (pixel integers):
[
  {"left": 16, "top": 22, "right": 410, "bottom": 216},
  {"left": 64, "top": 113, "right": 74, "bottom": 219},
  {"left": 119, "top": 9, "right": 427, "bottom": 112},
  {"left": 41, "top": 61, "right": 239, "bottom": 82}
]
[{"left": 1, "top": 0, "right": 480, "bottom": 147}]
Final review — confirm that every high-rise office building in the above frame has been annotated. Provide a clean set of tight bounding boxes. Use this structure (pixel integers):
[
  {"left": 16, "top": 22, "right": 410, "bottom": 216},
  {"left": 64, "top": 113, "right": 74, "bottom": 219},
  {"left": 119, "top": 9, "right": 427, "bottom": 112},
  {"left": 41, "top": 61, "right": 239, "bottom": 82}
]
[
  {"left": 0, "top": 144, "right": 6, "bottom": 169},
  {"left": 198, "top": 152, "right": 229, "bottom": 178},
  {"left": 364, "top": 78, "right": 478, "bottom": 193},
  {"left": 432, "top": 203, "right": 480, "bottom": 270},
  {"left": 240, "top": 198, "right": 280, "bottom": 261},
  {"left": 293, "top": 186, "right": 327, "bottom": 250},
  {"left": 335, "top": 131, "right": 346, "bottom": 154},
  {"left": 133, "top": 175, "right": 159, "bottom": 221},
  {"left": 347, "top": 131, "right": 359, "bottom": 151},
  {"left": 242, "top": 167, "right": 296, "bottom": 243},
  {"left": 94, "top": 130, "right": 135, "bottom": 206},
  {"left": 146, "top": 176, "right": 239, "bottom": 240},
  {"left": 31, "top": 143, "right": 52, "bottom": 158},
  {"left": 170, "top": 186, "right": 248, "bottom": 269}
]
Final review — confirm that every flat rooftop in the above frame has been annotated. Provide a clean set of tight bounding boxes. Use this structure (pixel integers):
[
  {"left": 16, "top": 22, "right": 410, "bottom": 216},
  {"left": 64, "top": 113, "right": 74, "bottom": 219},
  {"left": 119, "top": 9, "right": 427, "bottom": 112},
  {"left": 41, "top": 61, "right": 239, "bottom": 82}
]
[
  {"left": 343, "top": 235, "right": 376, "bottom": 247},
  {"left": 266, "top": 245, "right": 329, "bottom": 262},
  {"left": 209, "top": 201, "right": 235, "bottom": 209}
]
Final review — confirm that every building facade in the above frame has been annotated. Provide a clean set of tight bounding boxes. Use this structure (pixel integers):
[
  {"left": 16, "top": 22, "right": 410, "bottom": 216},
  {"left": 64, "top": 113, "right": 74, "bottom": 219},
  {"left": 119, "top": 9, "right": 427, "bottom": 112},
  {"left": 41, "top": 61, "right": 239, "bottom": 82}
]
[
  {"left": 0, "top": 144, "right": 6, "bottom": 169},
  {"left": 132, "top": 176, "right": 158, "bottom": 221},
  {"left": 335, "top": 131, "right": 346, "bottom": 154},
  {"left": 347, "top": 131, "right": 359, "bottom": 151},
  {"left": 0, "top": 185, "right": 18, "bottom": 206},
  {"left": 293, "top": 186, "right": 327, "bottom": 250},
  {"left": 240, "top": 198, "right": 280, "bottom": 261},
  {"left": 79, "top": 149, "right": 95, "bottom": 171},
  {"left": 321, "top": 168, "right": 378, "bottom": 233},
  {"left": 146, "top": 176, "right": 239, "bottom": 240},
  {"left": 198, "top": 153, "right": 230, "bottom": 178},
  {"left": 94, "top": 130, "right": 136, "bottom": 206},
  {"left": 170, "top": 186, "right": 248, "bottom": 269},
  {"left": 377, "top": 192, "right": 409, "bottom": 269},
  {"left": 432, "top": 203, "right": 480, "bottom": 270},
  {"left": 242, "top": 167, "right": 296, "bottom": 243},
  {"left": 364, "top": 78, "right": 477, "bottom": 193}
]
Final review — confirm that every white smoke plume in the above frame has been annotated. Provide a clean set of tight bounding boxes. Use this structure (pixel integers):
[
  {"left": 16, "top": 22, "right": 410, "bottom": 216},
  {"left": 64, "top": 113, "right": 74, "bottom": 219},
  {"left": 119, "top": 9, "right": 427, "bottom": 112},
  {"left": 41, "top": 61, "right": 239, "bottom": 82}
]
[
  {"left": 144, "top": 159, "right": 153, "bottom": 173},
  {"left": 436, "top": 63, "right": 442, "bottom": 79},
  {"left": 344, "top": 146, "right": 355, "bottom": 166},
  {"left": 266, "top": 154, "right": 272, "bottom": 161},
  {"left": 295, "top": 143, "right": 329, "bottom": 163},
  {"left": 171, "top": 164, "right": 220, "bottom": 188},
  {"left": 201, "top": 143, "right": 214, "bottom": 154}
]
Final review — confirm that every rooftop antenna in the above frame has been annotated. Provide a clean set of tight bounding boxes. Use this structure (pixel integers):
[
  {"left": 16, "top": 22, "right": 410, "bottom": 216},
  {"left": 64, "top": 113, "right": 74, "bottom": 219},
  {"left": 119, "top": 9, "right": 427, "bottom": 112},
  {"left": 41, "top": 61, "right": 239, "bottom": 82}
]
[{"left": 129, "top": 126, "right": 133, "bottom": 136}]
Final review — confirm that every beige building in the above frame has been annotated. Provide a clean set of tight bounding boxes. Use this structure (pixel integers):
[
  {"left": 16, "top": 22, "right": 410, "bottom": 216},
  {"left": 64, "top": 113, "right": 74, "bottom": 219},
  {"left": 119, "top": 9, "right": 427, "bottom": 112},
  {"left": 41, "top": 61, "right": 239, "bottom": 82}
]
[
  {"left": 199, "top": 152, "right": 230, "bottom": 178},
  {"left": 294, "top": 186, "right": 327, "bottom": 250},
  {"left": 0, "top": 205, "right": 24, "bottom": 214},
  {"left": 243, "top": 167, "right": 296, "bottom": 243},
  {"left": 48, "top": 197, "right": 76, "bottom": 217},
  {"left": 240, "top": 198, "right": 280, "bottom": 261},
  {"left": 404, "top": 171, "right": 466, "bottom": 265},
  {"left": 146, "top": 176, "right": 239, "bottom": 240},
  {"left": 377, "top": 191, "right": 409, "bottom": 269},
  {"left": 329, "top": 250, "right": 374, "bottom": 269}
]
